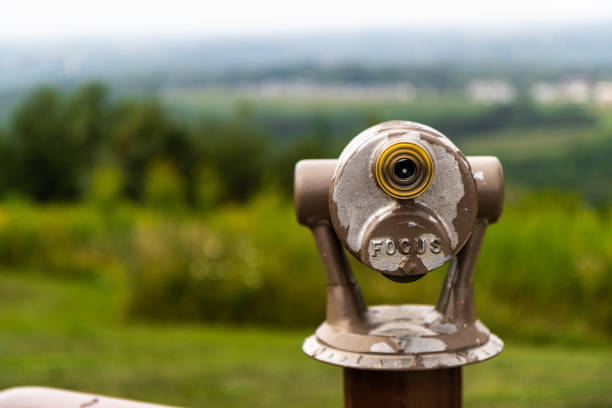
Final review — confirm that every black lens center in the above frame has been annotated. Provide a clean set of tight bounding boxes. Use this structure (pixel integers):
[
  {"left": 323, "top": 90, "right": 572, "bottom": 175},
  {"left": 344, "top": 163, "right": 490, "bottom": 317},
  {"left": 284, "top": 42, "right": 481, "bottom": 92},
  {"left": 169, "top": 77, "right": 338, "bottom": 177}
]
[{"left": 393, "top": 158, "right": 417, "bottom": 182}]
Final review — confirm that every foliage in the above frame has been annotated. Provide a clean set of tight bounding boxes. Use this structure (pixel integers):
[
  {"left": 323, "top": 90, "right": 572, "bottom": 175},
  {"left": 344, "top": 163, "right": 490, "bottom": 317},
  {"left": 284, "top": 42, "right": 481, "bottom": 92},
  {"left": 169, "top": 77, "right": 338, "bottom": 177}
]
[
  {"left": 0, "top": 81, "right": 611, "bottom": 343},
  {"left": 1, "top": 85, "right": 106, "bottom": 199},
  {"left": 110, "top": 98, "right": 197, "bottom": 201},
  {"left": 144, "top": 158, "right": 186, "bottom": 211},
  {"left": 87, "top": 164, "right": 125, "bottom": 207},
  {"left": 0, "top": 82, "right": 603, "bottom": 205},
  {"left": 0, "top": 192, "right": 610, "bottom": 342},
  {"left": 501, "top": 135, "right": 612, "bottom": 204}
]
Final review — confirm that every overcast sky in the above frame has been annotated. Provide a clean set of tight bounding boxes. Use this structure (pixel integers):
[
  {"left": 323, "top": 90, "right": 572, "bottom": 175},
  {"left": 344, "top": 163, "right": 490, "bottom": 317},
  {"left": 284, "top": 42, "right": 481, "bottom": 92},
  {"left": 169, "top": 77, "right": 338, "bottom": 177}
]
[{"left": 3, "top": 0, "right": 612, "bottom": 40}]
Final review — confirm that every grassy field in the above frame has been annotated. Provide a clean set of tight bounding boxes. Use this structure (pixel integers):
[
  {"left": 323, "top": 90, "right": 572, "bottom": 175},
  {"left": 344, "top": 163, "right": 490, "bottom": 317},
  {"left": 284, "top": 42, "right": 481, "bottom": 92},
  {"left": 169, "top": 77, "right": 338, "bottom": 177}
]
[
  {"left": 0, "top": 270, "right": 610, "bottom": 407},
  {"left": 459, "top": 125, "right": 607, "bottom": 159},
  {"left": 161, "top": 89, "right": 482, "bottom": 119}
]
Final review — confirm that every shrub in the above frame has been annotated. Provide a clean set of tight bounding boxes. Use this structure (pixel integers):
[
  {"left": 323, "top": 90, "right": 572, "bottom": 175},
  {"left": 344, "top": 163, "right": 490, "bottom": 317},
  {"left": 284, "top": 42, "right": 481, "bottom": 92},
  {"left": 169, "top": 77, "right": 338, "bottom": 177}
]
[{"left": 0, "top": 192, "right": 610, "bottom": 341}]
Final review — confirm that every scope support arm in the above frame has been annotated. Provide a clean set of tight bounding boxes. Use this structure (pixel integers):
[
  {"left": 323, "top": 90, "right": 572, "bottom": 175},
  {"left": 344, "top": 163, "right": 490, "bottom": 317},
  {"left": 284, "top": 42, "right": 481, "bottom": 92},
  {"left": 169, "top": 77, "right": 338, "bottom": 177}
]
[
  {"left": 435, "top": 156, "right": 504, "bottom": 326},
  {"left": 295, "top": 160, "right": 367, "bottom": 328}
]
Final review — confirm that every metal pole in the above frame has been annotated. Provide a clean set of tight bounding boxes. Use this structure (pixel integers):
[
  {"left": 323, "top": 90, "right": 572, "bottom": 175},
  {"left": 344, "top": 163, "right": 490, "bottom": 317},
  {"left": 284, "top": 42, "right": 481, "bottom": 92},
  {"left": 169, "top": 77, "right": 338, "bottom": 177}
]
[{"left": 344, "top": 368, "right": 462, "bottom": 408}]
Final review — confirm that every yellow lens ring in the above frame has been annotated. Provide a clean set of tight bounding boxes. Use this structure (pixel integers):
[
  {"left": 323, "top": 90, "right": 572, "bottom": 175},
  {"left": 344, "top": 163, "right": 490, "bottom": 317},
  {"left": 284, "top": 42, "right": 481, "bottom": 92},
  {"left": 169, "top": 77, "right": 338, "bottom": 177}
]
[
  {"left": 374, "top": 142, "right": 434, "bottom": 199},
  {"left": 383, "top": 150, "right": 428, "bottom": 188}
]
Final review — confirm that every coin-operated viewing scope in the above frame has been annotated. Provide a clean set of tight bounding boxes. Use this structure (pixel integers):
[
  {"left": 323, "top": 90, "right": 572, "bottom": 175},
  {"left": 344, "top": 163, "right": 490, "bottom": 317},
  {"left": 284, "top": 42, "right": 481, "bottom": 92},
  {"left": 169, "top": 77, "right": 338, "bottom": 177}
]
[{"left": 295, "top": 121, "right": 504, "bottom": 375}]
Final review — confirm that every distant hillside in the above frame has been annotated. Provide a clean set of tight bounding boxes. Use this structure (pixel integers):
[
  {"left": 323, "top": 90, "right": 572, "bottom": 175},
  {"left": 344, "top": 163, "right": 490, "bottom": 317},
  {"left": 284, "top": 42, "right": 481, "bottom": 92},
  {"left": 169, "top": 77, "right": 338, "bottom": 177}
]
[{"left": 2, "top": 22, "right": 612, "bottom": 92}]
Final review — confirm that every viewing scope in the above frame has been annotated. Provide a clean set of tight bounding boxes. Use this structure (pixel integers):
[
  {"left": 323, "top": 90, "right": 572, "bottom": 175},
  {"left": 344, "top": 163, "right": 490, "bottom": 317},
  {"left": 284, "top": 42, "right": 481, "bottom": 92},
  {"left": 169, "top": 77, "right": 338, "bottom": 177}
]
[{"left": 295, "top": 120, "right": 504, "bottom": 371}]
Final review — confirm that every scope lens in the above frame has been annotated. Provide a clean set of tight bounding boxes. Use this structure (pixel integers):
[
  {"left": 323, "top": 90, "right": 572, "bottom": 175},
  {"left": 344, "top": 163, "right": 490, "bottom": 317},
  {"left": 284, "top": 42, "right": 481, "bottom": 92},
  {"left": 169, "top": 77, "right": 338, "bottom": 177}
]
[
  {"left": 374, "top": 141, "right": 434, "bottom": 199},
  {"left": 393, "top": 158, "right": 416, "bottom": 182}
]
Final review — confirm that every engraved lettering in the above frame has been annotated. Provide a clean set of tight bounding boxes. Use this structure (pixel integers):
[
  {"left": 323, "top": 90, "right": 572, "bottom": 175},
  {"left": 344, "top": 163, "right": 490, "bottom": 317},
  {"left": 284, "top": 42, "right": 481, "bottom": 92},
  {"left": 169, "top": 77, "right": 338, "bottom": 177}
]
[
  {"left": 398, "top": 238, "right": 411, "bottom": 254},
  {"left": 416, "top": 238, "right": 426, "bottom": 254},
  {"left": 370, "top": 238, "right": 442, "bottom": 256},
  {"left": 430, "top": 239, "right": 441, "bottom": 254},
  {"left": 385, "top": 239, "right": 396, "bottom": 255},
  {"left": 371, "top": 240, "right": 383, "bottom": 257}
]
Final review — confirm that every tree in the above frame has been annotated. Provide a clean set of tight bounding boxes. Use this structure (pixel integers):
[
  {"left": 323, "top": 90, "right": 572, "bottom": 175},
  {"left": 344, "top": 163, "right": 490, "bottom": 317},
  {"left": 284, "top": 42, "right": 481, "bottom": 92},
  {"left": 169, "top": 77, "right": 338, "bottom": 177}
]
[{"left": 109, "top": 98, "right": 197, "bottom": 201}]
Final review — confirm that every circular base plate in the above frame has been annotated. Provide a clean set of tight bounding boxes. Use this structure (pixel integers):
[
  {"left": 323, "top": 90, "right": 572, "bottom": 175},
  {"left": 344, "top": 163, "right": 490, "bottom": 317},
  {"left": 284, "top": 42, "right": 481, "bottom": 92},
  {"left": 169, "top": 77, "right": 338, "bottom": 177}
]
[{"left": 303, "top": 332, "right": 503, "bottom": 371}]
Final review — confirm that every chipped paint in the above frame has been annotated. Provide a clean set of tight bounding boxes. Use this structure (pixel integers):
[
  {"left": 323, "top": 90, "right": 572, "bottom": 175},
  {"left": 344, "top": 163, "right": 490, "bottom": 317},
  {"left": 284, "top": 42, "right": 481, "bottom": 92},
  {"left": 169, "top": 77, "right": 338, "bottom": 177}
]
[
  {"left": 303, "top": 332, "right": 503, "bottom": 371},
  {"left": 418, "top": 233, "right": 446, "bottom": 270},
  {"left": 370, "top": 342, "right": 396, "bottom": 353},
  {"left": 331, "top": 131, "right": 393, "bottom": 252},
  {"left": 429, "top": 321, "right": 458, "bottom": 334},
  {"left": 399, "top": 337, "right": 447, "bottom": 353},
  {"left": 475, "top": 320, "right": 490, "bottom": 334},
  {"left": 414, "top": 143, "right": 465, "bottom": 248}
]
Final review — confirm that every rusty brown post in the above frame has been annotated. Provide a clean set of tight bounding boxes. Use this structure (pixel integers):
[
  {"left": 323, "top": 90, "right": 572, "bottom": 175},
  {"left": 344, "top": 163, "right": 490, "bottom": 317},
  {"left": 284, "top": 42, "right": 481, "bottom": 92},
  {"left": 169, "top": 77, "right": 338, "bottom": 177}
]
[
  {"left": 344, "top": 367, "right": 462, "bottom": 408},
  {"left": 295, "top": 121, "right": 504, "bottom": 407}
]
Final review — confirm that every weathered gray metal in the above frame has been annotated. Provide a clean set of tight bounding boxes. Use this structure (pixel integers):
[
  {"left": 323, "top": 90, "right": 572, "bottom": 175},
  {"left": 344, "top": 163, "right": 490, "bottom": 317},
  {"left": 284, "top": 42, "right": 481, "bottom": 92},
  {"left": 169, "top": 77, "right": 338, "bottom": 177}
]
[
  {"left": 0, "top": 387, "right": 178, "bottom": 408},
  {"left": 295, "top": 120, "right": 504, "bottom": 372}
]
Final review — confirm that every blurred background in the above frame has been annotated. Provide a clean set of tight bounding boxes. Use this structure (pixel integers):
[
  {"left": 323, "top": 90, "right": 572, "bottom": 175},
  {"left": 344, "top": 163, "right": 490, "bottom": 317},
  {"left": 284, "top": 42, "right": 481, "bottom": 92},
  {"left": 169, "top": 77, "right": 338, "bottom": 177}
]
[{"left": 1, "top": 1, "right": 612, "bottom": 407}]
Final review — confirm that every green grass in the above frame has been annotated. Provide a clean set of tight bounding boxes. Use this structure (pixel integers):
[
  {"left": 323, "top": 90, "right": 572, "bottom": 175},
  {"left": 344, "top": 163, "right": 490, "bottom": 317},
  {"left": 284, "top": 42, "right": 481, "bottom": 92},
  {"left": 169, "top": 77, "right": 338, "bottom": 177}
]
[
  {"left": 0, "top": 271, "right": 610, "bottom": 407},
  {"left": 1, "top": 195, "right": 611, "bottom": 341},
  {"left": 460, "top": 125, "right": 608, "bottom": 160},
  {"left": 162, "top": 88, "right": 481, "bottom": 116},
  {"left": 161, "top": 88, "right": 488, "bottom": 134}
]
